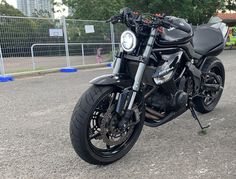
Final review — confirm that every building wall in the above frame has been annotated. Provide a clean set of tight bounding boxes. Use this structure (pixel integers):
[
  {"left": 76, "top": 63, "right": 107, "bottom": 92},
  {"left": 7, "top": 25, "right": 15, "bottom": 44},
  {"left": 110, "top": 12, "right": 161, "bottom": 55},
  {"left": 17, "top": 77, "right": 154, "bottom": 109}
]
[{"left": 16, "top": 0, "right": 53, "bottom": 17}]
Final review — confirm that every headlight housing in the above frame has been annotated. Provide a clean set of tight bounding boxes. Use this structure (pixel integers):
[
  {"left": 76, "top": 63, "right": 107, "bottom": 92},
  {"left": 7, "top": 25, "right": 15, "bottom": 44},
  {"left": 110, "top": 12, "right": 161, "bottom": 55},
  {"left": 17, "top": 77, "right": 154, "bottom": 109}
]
[{"left": 120, "top": 30, "right": 137, "bottom": 52}]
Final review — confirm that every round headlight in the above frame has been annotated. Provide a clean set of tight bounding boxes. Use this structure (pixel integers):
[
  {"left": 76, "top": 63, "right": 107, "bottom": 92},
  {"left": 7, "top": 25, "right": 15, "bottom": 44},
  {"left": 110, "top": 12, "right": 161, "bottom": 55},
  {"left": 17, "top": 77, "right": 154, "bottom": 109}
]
[{"left": 120, "top": 30, "right": 137, "bottom": 52}]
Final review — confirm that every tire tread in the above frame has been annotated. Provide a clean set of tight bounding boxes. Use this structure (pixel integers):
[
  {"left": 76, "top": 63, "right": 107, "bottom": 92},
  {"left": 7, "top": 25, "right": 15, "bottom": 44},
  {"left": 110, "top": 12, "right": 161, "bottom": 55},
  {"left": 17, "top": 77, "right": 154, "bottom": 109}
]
[{"left": 70, "top": 85, "right": 144, "bottom": 165}]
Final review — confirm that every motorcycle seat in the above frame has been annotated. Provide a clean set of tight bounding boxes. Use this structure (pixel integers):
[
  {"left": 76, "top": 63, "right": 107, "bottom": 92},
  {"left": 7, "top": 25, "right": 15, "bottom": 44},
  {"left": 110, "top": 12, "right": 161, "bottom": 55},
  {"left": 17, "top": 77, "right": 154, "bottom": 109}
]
[{"left": 193, "top": 26, "right": 224, "bottom": 56}]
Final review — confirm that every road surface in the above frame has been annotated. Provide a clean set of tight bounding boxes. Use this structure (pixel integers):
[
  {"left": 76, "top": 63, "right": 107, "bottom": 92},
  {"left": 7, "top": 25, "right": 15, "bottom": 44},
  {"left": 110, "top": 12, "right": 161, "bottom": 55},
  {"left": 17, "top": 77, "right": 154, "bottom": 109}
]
[{"left": 0, "top": 51, "right": 236, "bottom": 178}]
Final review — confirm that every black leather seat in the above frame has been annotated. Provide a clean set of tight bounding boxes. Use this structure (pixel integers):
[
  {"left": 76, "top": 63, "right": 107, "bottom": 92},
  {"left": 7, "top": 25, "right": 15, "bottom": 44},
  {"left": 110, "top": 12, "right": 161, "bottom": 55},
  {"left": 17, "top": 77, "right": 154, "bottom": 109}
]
[{"left": 193, "top": 26, "right": 224, "bottom": 56}]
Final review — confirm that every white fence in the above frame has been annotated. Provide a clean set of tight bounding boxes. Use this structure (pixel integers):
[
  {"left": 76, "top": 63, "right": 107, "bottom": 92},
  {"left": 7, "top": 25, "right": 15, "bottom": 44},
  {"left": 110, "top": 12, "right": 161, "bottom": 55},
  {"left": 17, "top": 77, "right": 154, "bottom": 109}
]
[
  {"left": 0, "top": 45, "right": 5, "bottom": 75},
  {"left": 0, "top": 16, "right": 125, "bottom": 75}
]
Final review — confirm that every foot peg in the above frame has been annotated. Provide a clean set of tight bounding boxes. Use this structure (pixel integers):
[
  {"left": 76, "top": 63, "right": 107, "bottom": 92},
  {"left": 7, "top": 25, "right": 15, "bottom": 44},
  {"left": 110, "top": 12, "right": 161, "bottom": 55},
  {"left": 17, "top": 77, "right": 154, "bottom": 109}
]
[{"left": 190, "top": 107, "right": 210, "bottom": 130}]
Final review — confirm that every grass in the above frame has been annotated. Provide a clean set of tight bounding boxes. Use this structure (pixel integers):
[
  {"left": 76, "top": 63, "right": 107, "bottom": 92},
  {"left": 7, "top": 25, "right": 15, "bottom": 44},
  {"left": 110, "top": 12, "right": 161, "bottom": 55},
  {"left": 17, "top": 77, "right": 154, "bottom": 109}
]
[{"left": 6, "top": 68, "right": 45, "bottom": 74}]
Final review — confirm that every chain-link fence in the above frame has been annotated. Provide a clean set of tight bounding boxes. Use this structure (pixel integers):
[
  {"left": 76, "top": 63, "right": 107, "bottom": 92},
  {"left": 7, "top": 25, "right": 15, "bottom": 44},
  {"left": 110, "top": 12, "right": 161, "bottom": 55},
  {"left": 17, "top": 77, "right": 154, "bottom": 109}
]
[{"left": 0, "top": 15, "right": 124, "bottom": 75}]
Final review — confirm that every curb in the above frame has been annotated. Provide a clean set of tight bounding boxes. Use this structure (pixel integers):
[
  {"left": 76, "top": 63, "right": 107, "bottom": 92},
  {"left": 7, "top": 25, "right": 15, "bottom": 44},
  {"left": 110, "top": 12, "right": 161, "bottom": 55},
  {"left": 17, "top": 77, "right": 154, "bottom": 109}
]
[
  {"left": 225, "top": 46, "right": 236, "bottom": 50},
  {"left": 8, "top": 63, "right": 112, "bottom": 79}
]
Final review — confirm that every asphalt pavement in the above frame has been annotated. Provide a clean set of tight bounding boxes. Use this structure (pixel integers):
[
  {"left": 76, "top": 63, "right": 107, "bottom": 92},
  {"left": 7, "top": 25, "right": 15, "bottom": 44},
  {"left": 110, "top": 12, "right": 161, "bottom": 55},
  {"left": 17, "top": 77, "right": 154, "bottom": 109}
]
[{"left": 0, "top": 51, "right": 236, "bottom": 179}]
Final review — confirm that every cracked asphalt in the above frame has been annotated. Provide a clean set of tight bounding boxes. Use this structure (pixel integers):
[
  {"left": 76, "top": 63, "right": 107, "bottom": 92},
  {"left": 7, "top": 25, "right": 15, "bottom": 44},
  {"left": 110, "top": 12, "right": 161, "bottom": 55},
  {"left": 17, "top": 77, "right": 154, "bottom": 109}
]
[{"left": 0, "top": 51, "right": 236, "bottom": 179}]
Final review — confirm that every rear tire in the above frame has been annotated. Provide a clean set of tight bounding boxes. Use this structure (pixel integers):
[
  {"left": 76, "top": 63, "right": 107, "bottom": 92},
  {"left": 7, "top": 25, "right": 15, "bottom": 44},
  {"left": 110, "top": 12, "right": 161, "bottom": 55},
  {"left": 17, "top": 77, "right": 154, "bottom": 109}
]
[
  {"left": 193, "top": 57, "right": 225, "bottom": 114},
  {"left": 70, "top": 85, "right": 144, "bottom": 165}
]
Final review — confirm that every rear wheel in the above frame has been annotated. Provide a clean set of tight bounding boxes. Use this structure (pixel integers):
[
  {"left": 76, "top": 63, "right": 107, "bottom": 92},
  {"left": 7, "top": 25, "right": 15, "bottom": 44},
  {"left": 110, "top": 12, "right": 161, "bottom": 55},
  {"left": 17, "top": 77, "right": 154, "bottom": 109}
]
[
  {"left": 70, "top": 85, "right": 144, "bottom": 165},
  {"left": 193, "top": 57, "right": 225, "bottom": 113}
]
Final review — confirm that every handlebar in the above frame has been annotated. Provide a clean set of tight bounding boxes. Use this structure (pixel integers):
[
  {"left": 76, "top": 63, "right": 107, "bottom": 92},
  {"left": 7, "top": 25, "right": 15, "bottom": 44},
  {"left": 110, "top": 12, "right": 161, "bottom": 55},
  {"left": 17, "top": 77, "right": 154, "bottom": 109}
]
[{"left": 106, "top": 9, "right": 192, "bottom": 34}]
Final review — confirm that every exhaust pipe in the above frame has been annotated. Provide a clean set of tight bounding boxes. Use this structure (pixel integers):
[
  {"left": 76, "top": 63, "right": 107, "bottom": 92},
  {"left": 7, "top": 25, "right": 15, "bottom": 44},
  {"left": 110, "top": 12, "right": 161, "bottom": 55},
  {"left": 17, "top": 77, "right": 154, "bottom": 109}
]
[
  {"left": 145, "top": 112, "right": 160, "bottom": 120},
  {"left": 144, "top": 87, "right": 157, "bottom": 99},
  {"left": 146, "top": 107, "right": 164, "bottom": 118}
]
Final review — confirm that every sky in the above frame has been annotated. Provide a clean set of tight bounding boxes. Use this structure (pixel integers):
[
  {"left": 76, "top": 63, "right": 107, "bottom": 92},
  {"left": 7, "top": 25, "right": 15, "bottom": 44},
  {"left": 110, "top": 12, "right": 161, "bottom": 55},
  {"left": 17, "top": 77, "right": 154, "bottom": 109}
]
[
  {"left": 6, "top": 0, "right": 17, "bottom": 7},
  {"left": 5, "top": 0, "right": 68, "bottom": 18}
]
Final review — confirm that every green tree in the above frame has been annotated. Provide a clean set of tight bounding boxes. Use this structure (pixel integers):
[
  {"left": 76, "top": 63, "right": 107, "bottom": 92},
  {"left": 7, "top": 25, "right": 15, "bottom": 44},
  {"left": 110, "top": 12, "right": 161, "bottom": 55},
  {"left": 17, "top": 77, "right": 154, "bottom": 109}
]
[
  {"left": 62, "top": 0, "right": 125, "bottom": 20},
  {"left": 61, "top": 0, "right": 236, "bottom": 25},
  {"left": 225, "top": 0, "right": 236, "bottom": 11},
  {"left": 32, "top": 9, "right": 53, "bottom": 18},
  {"left": 0, "top": 1, "right": 34, "bottom": 57},
  {"left": 0, "top": 1, "right": 62, "bottom": 57},
  {"left": 125, "top": 0, "right": 225, "bottom": 25},
  {"left": 0, "top": 0, "right": 24, "bottom": 16}
]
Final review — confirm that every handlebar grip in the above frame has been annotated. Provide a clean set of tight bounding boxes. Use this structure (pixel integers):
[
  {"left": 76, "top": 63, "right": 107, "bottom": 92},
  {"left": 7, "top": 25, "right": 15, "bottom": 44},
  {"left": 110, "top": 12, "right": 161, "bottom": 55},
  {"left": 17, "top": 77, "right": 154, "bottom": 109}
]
[
  {"left": 106, "top": 15, "right": 123, "bottom": 24},
  {"left": 106, "top": 19, "right": 111, "bottom": 23}
]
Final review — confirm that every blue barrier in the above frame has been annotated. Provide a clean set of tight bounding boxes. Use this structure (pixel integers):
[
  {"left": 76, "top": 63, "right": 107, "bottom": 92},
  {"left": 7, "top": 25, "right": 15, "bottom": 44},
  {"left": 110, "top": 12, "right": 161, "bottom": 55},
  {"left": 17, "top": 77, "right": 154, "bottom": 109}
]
[
  {"left": 60, "top": 67, "right": 78, "bottom": 73},
  {"left": 106, "top": 63, "right": 113, "bottom": 68},
  {"left": 0, "top": 75, "right": 14, "bottom": 82}
]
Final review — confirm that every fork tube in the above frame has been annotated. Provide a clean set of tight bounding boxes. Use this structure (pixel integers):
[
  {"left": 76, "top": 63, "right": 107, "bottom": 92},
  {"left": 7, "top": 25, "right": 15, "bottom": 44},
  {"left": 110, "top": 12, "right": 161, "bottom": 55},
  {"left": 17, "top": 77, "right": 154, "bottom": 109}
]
[
  {"left": 113, "top": 47, "right": 123, "bottom": 74},
  {"left": 128, "top": 28, "right": 157, "bottom": 110}
]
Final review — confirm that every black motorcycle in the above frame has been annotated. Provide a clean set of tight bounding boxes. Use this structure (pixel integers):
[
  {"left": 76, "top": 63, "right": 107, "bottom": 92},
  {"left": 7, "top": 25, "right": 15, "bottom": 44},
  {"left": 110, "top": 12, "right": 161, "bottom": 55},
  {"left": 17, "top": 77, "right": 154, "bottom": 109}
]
[{"left": 70, "top": 8, "right": 228, "bottom": 165}]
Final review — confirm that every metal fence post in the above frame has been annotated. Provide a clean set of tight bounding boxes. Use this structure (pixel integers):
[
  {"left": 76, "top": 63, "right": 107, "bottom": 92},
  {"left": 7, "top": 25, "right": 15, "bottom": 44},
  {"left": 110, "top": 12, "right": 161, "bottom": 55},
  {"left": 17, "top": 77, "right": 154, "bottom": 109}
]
[
  {"left": 62, "top": 16, "right": 70, "bottom": 67},
  {"left": 31, "top": 45, "right": 36, "bottom": 71},
  {"left": 110, "top": 22, "right": 116, "bottom": 61},
  {"left": 0, "top": 46, "right": 5, "bottom": 75},
  {"left": 81, "top": 43, "right": 85, "bottom": 65}
]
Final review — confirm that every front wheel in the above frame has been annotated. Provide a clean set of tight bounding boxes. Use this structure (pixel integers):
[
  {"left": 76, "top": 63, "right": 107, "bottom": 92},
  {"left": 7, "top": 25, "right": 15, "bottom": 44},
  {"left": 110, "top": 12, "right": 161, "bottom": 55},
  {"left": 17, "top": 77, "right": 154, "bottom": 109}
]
[{"left": 70, "top": 85, "right": 144, "bottom": 165}]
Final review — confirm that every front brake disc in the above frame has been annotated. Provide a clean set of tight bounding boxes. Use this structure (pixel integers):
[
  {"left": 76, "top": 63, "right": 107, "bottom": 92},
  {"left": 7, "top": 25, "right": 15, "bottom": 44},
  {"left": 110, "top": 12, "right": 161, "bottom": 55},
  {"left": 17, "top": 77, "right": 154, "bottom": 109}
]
[{"left": 100, "top": 108, "right": 134, "bottom": 146}]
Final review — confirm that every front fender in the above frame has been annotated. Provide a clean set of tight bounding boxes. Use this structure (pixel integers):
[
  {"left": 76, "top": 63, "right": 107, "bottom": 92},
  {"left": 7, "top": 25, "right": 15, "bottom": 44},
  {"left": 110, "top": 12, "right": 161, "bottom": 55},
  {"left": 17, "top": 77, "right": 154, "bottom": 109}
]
[{"left": 90, "top": 74, "right": 133, "bottom": 88}]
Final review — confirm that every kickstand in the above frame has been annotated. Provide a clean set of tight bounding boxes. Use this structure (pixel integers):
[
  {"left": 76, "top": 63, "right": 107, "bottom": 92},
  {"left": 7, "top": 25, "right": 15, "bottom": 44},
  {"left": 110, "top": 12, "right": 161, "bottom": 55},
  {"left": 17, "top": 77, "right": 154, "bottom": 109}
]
[{"left": 189, "top": 107, "right": 210, "bottom": 133}]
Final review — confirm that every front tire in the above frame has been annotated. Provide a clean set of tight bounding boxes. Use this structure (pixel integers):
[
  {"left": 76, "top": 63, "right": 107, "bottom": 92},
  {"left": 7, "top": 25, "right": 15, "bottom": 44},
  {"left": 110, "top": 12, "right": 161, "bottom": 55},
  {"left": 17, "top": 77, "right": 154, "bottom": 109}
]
[{"left": 70, "top": 85, "right": 144, "bottom": 165}]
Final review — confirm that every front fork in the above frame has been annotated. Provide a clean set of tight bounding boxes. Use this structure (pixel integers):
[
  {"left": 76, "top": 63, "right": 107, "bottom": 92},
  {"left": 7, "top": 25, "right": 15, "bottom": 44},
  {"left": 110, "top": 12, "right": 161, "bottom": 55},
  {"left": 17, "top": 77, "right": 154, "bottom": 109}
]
[
  {"left": 114, "top": 28, "right": 157, "bottom": 126},
  {"left": 126, "top": 28, "right": 157, "bottom": 110}
]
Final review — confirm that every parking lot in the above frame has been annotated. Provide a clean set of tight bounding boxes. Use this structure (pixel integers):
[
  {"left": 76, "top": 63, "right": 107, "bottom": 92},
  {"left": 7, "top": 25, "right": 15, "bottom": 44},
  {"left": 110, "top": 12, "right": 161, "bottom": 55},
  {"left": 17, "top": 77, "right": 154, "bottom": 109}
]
[{"left": 0, "top": 51, "right": 236, "bottom": 179}]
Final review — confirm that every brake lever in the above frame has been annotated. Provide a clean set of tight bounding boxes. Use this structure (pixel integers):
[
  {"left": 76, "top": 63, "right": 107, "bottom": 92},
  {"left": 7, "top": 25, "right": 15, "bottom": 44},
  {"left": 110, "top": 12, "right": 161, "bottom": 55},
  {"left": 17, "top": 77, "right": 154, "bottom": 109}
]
[
  {"left": 106, "top": 15, "right": 122, "bottom": 24},
  {"left": 106, "top": 18, "right": 112, "bottom": 23}
]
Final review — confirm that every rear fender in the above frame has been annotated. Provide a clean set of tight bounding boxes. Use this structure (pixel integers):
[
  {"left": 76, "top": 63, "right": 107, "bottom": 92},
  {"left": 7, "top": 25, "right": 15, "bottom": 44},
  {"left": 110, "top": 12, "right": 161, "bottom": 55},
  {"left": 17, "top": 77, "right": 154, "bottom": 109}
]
[
  {"left": 90, "top": 74, "right": 133, "bottom": 88},
  {"left": 199, "top": 56, "right": 222, "bottom": 71}
]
